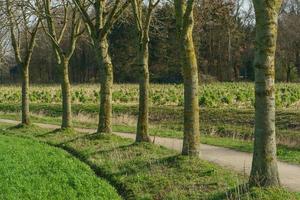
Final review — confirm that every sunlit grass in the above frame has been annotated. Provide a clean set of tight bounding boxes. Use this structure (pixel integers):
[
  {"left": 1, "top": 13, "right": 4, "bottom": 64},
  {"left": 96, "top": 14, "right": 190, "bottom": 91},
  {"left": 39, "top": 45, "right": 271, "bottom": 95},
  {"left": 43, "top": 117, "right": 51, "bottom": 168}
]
[{"left": 0, "top": 133, "right": 120, "bottom": 200}]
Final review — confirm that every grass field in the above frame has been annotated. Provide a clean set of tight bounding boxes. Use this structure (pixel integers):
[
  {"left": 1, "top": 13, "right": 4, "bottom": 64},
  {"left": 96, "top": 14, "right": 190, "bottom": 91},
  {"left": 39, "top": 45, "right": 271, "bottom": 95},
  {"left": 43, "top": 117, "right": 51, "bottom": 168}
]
[
  {"left": 0, "top": 133, "right": 120, "bottom": 200},
  {"left": 1, "top": 83, "right": 300, "bottom": 108},
  {"left": 0, "top": 123, "right": 299, "bottom": 200}
]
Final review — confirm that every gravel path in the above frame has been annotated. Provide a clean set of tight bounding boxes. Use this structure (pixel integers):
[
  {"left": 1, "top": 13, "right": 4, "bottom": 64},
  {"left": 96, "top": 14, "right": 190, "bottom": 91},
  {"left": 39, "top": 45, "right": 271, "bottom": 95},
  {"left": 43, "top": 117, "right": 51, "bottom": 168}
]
[{"left": 0, "top": 118, "right": 299, "bottom": 192}]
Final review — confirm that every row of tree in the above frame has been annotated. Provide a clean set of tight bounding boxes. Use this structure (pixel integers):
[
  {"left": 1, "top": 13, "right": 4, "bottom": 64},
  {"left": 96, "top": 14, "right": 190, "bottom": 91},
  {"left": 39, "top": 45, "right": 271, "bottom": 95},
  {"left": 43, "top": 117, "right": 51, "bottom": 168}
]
[{"left": 0, "top": 0, "right": 284, "bottom": 189}]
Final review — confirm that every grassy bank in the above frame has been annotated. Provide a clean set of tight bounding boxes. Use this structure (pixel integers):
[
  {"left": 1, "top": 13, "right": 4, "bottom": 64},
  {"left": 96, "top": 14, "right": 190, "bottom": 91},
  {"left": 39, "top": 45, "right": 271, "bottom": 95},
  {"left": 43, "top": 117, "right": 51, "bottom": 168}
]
[
  {"left": 0, "top": 134, "right": 120, "bottom": 200},
  {"left": 0, "top": 123, "right": 299, "bottom": 199}
]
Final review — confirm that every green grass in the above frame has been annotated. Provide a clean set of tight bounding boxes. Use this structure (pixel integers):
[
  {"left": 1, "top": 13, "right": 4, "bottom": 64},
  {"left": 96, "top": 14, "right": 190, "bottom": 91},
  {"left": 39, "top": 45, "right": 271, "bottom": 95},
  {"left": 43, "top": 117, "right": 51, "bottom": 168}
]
[
  {"left": 0, "top": 123, "right": 298, "bottom": 199},
  {"left": 239, "top": 187, "right": 300, "bottom": 200},
  {"left": 0, "top": 133, "right": 120, "bottom": 200},
  {"left": 1, "top": 109, "right": 300, "bottom": 166}
]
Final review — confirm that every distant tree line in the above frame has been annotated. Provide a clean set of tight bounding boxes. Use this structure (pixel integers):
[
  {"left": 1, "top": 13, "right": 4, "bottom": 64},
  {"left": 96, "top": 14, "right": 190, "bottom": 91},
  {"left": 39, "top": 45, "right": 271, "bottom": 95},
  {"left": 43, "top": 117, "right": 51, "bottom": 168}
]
[{"left": 2, "top": 0, "right": 300, "bottom": 83}]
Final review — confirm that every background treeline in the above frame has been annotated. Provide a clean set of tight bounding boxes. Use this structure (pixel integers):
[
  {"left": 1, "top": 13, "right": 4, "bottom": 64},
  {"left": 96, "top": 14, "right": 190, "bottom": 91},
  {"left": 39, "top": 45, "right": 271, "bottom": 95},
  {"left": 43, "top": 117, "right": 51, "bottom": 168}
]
[{"left": 1, "top": 0, "right": 300, "bottom": 83}]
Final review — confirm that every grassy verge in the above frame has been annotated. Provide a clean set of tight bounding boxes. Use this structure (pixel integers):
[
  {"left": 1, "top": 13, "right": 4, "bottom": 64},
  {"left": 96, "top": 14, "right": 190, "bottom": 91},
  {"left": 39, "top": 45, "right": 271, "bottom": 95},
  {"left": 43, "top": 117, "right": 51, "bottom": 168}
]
[
  {"left": 0, "top": 103, "right": 299, "bottom": 146},
  {"left": 1, "top": 112, "right": 299, "bottom": 166},
  {"left": 0, "top": 123, "right": 299, "bottom": 199},
  {"left": 0, "top": 133, "right": 120, "bottom": 200}
]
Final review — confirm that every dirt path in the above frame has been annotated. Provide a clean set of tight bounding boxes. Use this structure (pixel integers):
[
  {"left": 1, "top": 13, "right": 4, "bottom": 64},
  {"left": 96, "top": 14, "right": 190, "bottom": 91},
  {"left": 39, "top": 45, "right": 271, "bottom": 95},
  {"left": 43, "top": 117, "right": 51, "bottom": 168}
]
[{"left": 0, "top": 118, "right": 299, "bottom": 192}]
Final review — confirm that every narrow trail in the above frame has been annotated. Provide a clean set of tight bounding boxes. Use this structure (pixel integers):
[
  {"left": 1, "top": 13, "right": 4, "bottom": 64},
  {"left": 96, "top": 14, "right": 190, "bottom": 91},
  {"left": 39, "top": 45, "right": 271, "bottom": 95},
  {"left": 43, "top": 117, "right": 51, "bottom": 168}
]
[{"left": 0, "top": 118, "right": 299, "bottom": 192}]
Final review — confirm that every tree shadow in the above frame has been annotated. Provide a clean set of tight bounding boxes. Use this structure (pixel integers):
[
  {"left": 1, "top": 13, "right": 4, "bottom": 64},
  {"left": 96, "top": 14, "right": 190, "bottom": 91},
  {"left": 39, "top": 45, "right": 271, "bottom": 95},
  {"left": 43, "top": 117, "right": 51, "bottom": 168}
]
[
  {"left": 7, "top": 123, "right": 33, "bottom": 130},
  {"left": 209, "top": 183, "right": 250, "bottom": 200},
  {"left": 88, "top": 143, "right": 138, "bottom": 156},
  {"left": 52, "top": 142, "right": 136, "bottom": 199},
  {"left": 35, "top": 128, "right": 75, "bottom": 138}
]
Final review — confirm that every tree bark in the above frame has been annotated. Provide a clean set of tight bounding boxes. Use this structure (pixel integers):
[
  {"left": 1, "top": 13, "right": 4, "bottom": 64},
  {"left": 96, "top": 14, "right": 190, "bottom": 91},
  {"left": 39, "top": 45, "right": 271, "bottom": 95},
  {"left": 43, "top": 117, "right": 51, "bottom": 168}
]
[
  {"left": 61, "top": 59, "right": 72, "bottom": 129},
  {"left": 181, "top": 23, "right": 200, "bottom": 156},
  {"left": 249, "top": 0, "right": 282, "bottom": 187},
  {"left": 97, "top": 38, "right": 113, "bottom": 134},
  {"left": 296, "top": 50, "right": 300, "bottom": 77},
  {"left": 286, "top": 66, "right": 291, "bottom": 83},
  {"left": 234, "top": 65, "right": 240, "bottom": 81},
  {"left": 175, "top": 0, "right": 200, "bottom": 156},
  {"left": 136, "top": 37, "right": 151, "bottom": 142},
  {"left": 131, "top": 0, "right": 157, "bottom": 142},
  {"left": 21, "top": 63, "right": 30, "bottom": 125}
]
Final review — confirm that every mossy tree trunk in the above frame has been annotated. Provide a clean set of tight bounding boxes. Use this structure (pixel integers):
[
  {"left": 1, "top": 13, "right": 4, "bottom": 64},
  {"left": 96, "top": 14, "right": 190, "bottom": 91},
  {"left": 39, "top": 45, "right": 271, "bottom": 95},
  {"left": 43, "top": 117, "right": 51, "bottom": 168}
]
[
  {"left": 181, "top": 20, "right": 200, "bottom": 156},
  {"left": 21, "top": 63, "right": 30, "bottom": 125},
  {"left": 61, "top": 59, "right": 72, "bottom": 129},
  {"left": 249, "top": 0, "right": 282, "bottom": 187},
  {"left": 96, "top": 38, "right": 113, "bottom": 134},
  {"left": 175, "top": 0, "right": 200, "bottom": 156},
  {"left": 21, "top": 45, "right": 36, "bottom": 126},
  {"left": 131, "top": 0, "right": 159, "bottom": 142},
  {"left": 135, "top": 37, "right": 151, "bottom": 142},
  {"left": 296, "top": 50, "right": 300, "bottom": 76},
  {"left": 73, "top": 0, "right": 129, "bottom": 134}
]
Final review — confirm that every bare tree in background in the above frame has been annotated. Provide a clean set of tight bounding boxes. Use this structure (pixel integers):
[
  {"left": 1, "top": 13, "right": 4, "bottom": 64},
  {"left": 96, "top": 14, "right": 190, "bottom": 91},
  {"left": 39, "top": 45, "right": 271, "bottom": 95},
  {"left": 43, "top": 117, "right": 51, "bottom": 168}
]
[
  {"left": 73, "top": 0, "right": 130, "bottom": 134},
  {"left": 277, "top": 0, "right": 300, "bottom": 81},
  {"left": 0, "top": 14, "right": 10, "bottom": 76},
  {"left": 3, "top": 0, "right": 40, "bottom": 125}
]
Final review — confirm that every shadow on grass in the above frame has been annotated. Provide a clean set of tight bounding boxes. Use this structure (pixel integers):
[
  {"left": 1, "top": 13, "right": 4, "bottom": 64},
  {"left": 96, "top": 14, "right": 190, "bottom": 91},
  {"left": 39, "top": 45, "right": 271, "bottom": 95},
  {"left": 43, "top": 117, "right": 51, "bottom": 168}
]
[
  {"left": 31, "top": 130, "right": 136, "bottom": 199},
  {"left": 36, "top": 128, "right": 75, "bottom": 138},
  {"left": 53, "top": 142, "right": 136, "bottom": 199},
  {"left": 210, "top": 184, "right": 250, "bottom": 200},
  {"left": 89, "top": 143, "right": 139, "bottom": 156},
  {"left": 7, "top": 123, "right": 34, "bottom": 130},
  {"left": 54, "top": 132, "right": 105, "bottom": 146}
]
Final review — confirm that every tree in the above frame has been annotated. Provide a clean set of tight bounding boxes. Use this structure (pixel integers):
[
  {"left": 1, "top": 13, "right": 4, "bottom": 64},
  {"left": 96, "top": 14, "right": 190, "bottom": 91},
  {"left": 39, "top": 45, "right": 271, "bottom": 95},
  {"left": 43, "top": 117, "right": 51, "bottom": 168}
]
[
  {"left": 4, "top": 0, "right": 40, "bottom": 125},
  {"left": 249, "top": 0, "right": 283, "bottom": 187},
  {"left": 40, "top": 0, "right": 82, "bottom": 129},
  {"left": 277, "top": 0, "right": 300, "bottom": 81},
  {"left": 131, "top": 0, "right": 160, "bottom": 142},
  {"left": 0, "top": 9, "right": 10, "bottom": 80},
  {"left": 73, "top": 0, "right": 129, "bottom": 134},
  {"left": 175, "top": 0, "right": 200, "bottom": 156}
]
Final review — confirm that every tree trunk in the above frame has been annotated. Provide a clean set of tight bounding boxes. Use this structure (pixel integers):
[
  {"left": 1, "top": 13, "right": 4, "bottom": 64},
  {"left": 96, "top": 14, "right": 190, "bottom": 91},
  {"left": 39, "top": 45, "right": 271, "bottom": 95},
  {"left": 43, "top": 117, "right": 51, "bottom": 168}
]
[
  {"left": 228, "top": 29, "right": 235, "bottom": 80},
  {"left": 296, "top": 50, "right": 300, "bottom": 77},
  {"left": 286, "top": 66, "right": 291, "bottom": 83},
  {"left": 180, "top": 7, "right": 200, "bottom": 156},
  {"left": 136, "top": 37, "right": 151, "bottom": 142},
  {"left": 175, "top": 0, "right": 200, "bottom": 156},
  {"left": 97, "top": 38, "right": 113, "bottom": 134},
  {"left": 249, "top": 0, "right": 282, "bottom": 187},
  {"left": 233, "top": 65, "right": 240, "bottom": 81},
  {"left": 61, "top": 59, "right": 72, "bottom": 129},
  {"left": 21, "top": 63, "right": 30, "bottom": 125}
]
